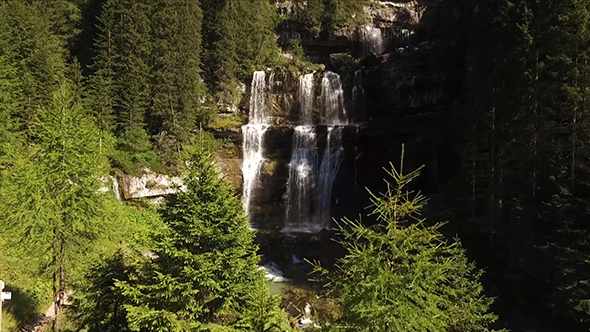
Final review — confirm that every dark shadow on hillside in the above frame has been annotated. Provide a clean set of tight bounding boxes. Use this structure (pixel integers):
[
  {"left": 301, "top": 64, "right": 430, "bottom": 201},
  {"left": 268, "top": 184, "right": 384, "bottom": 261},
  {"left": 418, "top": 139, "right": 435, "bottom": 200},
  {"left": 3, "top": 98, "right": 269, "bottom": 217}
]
[{"left": 3, "top": 283, "right": 45, "bottom": 330}]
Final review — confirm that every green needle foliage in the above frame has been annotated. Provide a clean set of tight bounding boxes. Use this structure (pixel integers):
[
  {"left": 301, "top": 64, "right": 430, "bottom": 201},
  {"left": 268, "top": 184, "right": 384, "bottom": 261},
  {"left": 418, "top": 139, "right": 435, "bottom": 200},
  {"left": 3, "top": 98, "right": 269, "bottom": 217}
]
[
  {"left": 0, "top": 50, "right": 21, "bottom": 170},
  {"left": 0, "top": 0, "right": 67, "bottom": 128},
  {"left": 72, "top": 146, "right": 291, "bottom": 332},
  {"left": 314, "top": 147, "right": 500, "bottom": 332},
  {"left": 201, "top": 0, "right": 279, "bottom": 105},
  {"left": 150, "top": 0, "right": 209, "bottom": 168},
  {"left": 69, "top": 249, "right": 142, "bottom": 332},
  {"left": 291, "top": 0, "right": 369, "bottom": 34},
  {"left": 118, "top": 147, "right": 291, "bottom": 331},
  {"left": 0, "top": 81, "right": 109, "bottom": 316}
]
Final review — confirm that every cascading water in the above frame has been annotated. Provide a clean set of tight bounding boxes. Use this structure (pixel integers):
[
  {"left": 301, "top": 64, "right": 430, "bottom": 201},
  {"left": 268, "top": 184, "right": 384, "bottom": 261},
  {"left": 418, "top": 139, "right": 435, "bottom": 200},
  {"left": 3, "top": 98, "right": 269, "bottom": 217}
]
[
  {"left": 285, "top": 126, "right": 319, "bottom": 230},
  {"left": 110, "top": 175, "right": 122, "bottom": 201},
  {"left": 242, "top": 71, "right": 270, "bottom": 218},
  {"left": 298, "top": 74, "right": 315, "bottom": 124},
  {"left": 283, "top": 71, "right": 347, "bottom": 232},
  {"left": 317, "top": 127, "right": 344, "bottom": 226},
  {"left": 359, "top": 25, "right": 385, "bottom": 56},
  {"left": 321, "top": 71, "right": 347, "bottom": 125},
  {"left": 318, "top": 71, "right": 346, "bottom": 228},
  {"left": 285, "top": 74, "right": 320, "bottom": 232}
]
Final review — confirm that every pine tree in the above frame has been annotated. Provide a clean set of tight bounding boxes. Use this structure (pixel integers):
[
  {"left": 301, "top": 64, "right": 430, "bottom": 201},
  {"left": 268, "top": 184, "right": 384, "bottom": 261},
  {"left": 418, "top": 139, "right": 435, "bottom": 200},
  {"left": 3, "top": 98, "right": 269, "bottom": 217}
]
[
  {"left": 314, "top": 147, "right": 499, "bottom": 332},
  {"left": 0, "top": 81, "right": 109, "bottom": 316},
  {"left": 91, "top": 0, "right": 157, "bottom": 172},
  {"left": 0, "top": 0, "right": 67, "bottom": 127},
  {"left": 69, "top": 250, "right": 139, "bottom": 332},
  {"left": 291, "top": 0, "right": 370, "bottom": 33},
  {"left": 114, "top": 147, "right": 291, "bottom": 332},
  {"left": 85, "top": 0, "right": 117, "bottom": 134},
  {"left": 426, "top": 1, "right": 590, "bottom": 326},
  {"left": 201, "top": 0, "right": 278, "bottom": 105},
  {"left": 150, "top": 0, "right": 209, "bottom": 168},
  {"left": 0, "top": 46, "right": 21, "bottom": 170}
]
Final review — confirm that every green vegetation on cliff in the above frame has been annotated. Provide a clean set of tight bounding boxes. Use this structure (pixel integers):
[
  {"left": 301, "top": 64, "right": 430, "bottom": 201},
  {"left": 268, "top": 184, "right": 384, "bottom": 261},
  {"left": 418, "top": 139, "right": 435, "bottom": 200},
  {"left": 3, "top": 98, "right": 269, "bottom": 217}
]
[
  {"left": 201, "top": 0, "right": 279, "bottom": 106},
  {"left": 69, "top": 148, "right": 291, "bottom": 332},
  {"left": 290, "top": 0, "right": 369, "bottom": 33}
]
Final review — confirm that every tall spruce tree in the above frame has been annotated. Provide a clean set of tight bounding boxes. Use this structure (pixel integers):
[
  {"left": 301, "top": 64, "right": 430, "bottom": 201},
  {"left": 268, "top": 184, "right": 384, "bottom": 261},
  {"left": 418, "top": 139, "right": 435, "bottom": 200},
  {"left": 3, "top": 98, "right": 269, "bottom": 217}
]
[
  {"left": 315, "top": 148, "right": 499, "bottom": 332},
  {"left": 90, "top": 0, "right": 157, "bottom": 172},
  {"left": 291, "top": 0, "right": 369, "bottom": 33},
  {"left": 0, "top": 0, "right": 67, "bottom": 128},
  {"left": 69, "top": 249, "right": 140, "bottom": 332},
  {"left": 201, "top": 0, "right": 278, "bottom": 105},
  {"left": 0, "top": 46, "right": 21, "bottom": 170},
  {"left": 0, "top": 81, "right": 109, "bottom": 316},
  {"left": 150, "top": 0, "right": 208, "bottom": 168},
  {"left": 431, "top": 0, "right": 590, "bottom": 325},
  {"left": 114, "top": 147, "right": 291, "bottom": 332}
]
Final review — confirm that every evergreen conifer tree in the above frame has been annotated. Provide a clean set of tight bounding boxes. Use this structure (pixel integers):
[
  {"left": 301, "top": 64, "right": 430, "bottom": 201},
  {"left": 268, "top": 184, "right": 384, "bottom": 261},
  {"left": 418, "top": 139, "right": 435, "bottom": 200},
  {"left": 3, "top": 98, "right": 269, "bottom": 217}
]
[
  {"left": 292, "top": 0, "right": 369, "bottom": 33},
  {"left": 150, "top": 0, "right": 209, "bottom": 168},
  {"left": 0, "top": 48, "right": 21, "bottom": 170},
  {"left": 91, "top": 0, "right": 158, "bottom": 172},
  {"left": 114, "top": 147, "right": 291, "bottom": 332},
  {"left": 0, "top": 81, "right": 109, "bottom": 316},
  {"left": 0, "top": 0, "right": 67, "bottom": 127},
  {"left": 315, "top": 147, "right": 499, "bottom": 332},
  {"left": 69, "top": 250, "right": 139, "bottom": 332},
  {"left": 201, "top": 0, "right": 278, "bottom": 105}
]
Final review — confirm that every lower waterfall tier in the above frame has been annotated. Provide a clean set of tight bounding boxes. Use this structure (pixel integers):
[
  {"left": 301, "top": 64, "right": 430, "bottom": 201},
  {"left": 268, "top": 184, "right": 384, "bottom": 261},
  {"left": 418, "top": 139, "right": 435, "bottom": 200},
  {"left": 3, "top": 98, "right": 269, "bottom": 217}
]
[{"left": 245, "top": 124, "right": 358, "bottom": 232}]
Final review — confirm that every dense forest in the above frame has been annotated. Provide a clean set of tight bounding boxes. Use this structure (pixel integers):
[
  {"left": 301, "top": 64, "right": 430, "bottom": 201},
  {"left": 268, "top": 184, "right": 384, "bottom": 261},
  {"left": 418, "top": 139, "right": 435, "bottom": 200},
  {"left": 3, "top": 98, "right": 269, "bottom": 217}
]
[{"left": 1, "top": 0, "right": 590, "bottom": 331}]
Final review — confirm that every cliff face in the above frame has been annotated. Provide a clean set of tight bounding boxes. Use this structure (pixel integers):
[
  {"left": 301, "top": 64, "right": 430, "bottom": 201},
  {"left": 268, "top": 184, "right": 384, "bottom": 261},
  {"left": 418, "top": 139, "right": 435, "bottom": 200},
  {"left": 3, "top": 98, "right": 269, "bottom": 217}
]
[
  {"left": 214, "top": 0, "right": 463, "bottom": 232},
  {"left": 113, "top": 1, "right": 460, "bottom": 230}
]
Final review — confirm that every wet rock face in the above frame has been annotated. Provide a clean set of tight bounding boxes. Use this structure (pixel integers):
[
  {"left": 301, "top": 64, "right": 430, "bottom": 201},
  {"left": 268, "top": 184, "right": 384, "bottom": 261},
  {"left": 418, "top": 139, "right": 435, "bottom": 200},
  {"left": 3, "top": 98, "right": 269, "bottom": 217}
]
[
  {"left": 366, "top": 1, "right": 426, "bottom": 27},
  {"left": 211, "top": 0, "right": 462, "bottom": 231},
  {"left": 276, "top": 0, "right": 427, "bottom": 63}
]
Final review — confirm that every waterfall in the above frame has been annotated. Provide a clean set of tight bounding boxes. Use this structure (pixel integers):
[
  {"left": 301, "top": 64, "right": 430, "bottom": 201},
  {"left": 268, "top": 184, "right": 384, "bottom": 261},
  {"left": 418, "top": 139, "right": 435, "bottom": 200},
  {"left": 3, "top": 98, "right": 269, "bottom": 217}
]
[
  {"left": 386, "top": 28, "right": 416, "bottom": 48},
  {"left": 318, "top": 71, "right": 346, "bottom": 228},
  {"left": 285, "top": 125, "right": 319, "bottom": 230},
  {"left": 285, "top": 73, "right": 320, "bottom": 232},
  {"left": 283, "top": 72, "right": 347, "bottom": 232},
  {"left": 317, "top": 127, "right": 344, "bottom": 227},
  {"left": 322, "top": 71, "right": 347, "bottom": 125},
  {"left": 359, "top": 25, "right": 385, "bottom": 56},
  {"left": 352, "top": 70, "right": 364, "bottom": 113},
  {"left": 298, "top": 73, "right": 315, "bottom": 124},
  {"left": 110, "top": 175, "right": 122, "bottom": 201},
  {"left": 242, "top": 71, "right": 270, "bottom": 217}
]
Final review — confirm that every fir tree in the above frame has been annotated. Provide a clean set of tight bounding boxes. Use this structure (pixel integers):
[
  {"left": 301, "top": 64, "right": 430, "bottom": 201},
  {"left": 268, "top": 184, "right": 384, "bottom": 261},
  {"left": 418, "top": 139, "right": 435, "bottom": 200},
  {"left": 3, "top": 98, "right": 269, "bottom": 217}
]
[
  {"left": 91, "top": 0, "right": 157, "bottom": 172},
  {"left": 69, "top": 250, "right": 139, "bottom": 332},
  {"left": 292, "top": 0, "right": 369, "bottom": 33},
  {"left": 0, "top": 46, "right": 21, "bottom": 170},
  {"left": 0, "top": 0, "right": 67, "bottom": 127},
  {"left": 115, "top": 146, "right": 291, "bottom": 332},
  {"left": 201, "top": 0, "right": 278, "bottom": 105},
  {"left": 314, "top": 147, "right": 499, "bottom": 332},
  {"left": 150, "top": 0, "right": 209, "bottom": 168}
]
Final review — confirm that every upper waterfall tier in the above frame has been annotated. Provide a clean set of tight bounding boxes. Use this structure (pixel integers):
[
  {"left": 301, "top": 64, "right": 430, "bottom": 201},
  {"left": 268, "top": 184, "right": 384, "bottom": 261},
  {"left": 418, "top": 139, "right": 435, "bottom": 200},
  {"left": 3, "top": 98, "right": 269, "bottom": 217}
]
[
  {"left": 359, "top": 25, "right": 385, "bottom": 56},
  {"left": 299, "top": 73, "right": 315, "bottom": 125},
  {"left": 321, "top": 71, "right": 348, "bottom": 125},
  {"left": 249, "top": 70, "right": 269, "bottom": 124}
]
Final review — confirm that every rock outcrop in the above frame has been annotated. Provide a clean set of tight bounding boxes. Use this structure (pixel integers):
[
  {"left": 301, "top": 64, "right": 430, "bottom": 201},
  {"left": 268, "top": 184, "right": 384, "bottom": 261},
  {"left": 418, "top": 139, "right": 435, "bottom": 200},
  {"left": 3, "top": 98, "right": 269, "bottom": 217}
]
[{"left": 117, "top": 169, "right": 184, "bottom": 200}]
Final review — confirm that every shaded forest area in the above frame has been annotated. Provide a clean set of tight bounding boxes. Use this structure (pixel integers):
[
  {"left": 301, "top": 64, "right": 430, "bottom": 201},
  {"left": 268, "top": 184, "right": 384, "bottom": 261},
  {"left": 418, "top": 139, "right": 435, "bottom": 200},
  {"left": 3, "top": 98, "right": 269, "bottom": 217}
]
[{"left": 423, "top": 1, "right": 590, "bottom": 330}]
